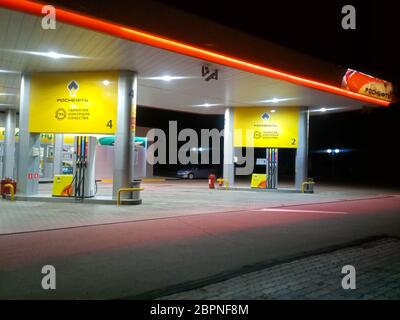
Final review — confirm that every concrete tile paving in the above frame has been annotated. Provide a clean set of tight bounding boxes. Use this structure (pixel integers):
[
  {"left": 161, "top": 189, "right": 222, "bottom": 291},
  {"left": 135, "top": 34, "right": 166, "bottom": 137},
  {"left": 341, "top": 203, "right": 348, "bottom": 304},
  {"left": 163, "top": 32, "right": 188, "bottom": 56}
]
[
  {"left": 1, "top": 181, "right": 398, "bottom": 235},
  {"left": 162, "top": 238, "right": 400, "bottom": 300}
]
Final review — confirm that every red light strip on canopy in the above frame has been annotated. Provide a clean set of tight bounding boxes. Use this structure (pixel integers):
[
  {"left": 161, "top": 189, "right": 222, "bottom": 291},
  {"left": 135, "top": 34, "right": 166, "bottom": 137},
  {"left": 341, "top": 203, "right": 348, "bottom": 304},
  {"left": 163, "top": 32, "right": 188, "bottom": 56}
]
[{"left": 0, "top": 0, "right": 390, "bottom": 107}]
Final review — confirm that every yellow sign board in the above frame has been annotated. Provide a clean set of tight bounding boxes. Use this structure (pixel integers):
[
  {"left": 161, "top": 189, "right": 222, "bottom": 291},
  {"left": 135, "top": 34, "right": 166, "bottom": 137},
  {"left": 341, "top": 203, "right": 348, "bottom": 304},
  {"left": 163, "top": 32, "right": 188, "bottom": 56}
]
[
  {"left": 39, "top": 133, "right": 54, "bottom": 144},
  {"left": 234, "top": 107, "right": 299, "bottom": 148},
  {"left": 0, "top": 127, "right": 17, "bottom": 142},
  {"left": 0, "top": 128, "right": 54, "bottom": 144},
  {"left": 29, "top": 71, "right": 118, "bottom": 134},
  {"left": 251, "top": 173, "right": 267, "bottom": 189},
  {"left": 52, "top": 175, "right": 73, "bottom": 197}
]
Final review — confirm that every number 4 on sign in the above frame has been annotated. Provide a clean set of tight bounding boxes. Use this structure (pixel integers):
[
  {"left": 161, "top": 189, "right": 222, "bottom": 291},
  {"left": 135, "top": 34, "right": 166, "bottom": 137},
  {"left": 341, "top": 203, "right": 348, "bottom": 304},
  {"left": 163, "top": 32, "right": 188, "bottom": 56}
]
[{"left": 107, "top": 120, "right": 113, "bottom": 129}]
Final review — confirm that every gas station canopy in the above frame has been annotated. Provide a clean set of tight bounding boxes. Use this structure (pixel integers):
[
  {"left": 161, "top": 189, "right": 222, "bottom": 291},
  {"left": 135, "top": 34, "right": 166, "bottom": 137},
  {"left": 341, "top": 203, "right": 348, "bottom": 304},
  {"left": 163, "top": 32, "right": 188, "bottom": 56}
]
[{"left": 0, "top": 1, "right": 391, "bottom": 116}]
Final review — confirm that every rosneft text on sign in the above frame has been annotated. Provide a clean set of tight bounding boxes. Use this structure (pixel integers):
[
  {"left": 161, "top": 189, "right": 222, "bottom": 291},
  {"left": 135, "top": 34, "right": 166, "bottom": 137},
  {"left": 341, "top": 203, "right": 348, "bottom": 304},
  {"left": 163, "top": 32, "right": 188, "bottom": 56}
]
[
  {"left": 233, "top": 107, "right": 299, "bottom": 148},
  {"left": 29, "top": 71, "right": 118, "bottom": 134}
]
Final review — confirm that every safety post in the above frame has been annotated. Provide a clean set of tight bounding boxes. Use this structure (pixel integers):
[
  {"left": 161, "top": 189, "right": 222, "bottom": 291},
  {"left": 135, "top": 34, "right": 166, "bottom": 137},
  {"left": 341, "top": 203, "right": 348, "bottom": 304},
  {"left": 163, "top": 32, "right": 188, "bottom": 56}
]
[
  {"left": 301, "top": 178, "right": 315, "bottom": 193},
  {"left": 117, "top": 187, "right": 144, "bottom": 206}
]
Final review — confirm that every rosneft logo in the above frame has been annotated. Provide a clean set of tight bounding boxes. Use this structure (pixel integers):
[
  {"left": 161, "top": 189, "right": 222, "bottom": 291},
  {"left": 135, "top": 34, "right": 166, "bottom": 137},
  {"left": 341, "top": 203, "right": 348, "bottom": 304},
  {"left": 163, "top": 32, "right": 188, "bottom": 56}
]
[
  {"left": 57, "top": 80, "right": 88, "bottom": 103},
  {"left": 67, "top": 80, "right": 79, "bottom": 97},
  {"left": 261, "top": 112, "right": 270, "bottom": 121}
]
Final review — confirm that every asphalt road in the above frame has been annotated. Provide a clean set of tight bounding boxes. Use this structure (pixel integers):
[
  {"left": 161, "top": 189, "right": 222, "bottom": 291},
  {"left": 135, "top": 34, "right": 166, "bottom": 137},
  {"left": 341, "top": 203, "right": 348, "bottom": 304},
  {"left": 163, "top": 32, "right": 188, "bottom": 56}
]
[{"left": 1, "top": 195, "right": 400, "bottom": 299}]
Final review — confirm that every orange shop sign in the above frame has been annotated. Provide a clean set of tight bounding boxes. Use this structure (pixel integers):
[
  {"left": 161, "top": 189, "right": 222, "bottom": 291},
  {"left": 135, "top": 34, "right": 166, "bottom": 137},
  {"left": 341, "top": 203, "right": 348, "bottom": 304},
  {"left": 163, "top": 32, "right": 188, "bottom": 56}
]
[{"left": 342, "top": 69, "right": 393, "bottom": 102}]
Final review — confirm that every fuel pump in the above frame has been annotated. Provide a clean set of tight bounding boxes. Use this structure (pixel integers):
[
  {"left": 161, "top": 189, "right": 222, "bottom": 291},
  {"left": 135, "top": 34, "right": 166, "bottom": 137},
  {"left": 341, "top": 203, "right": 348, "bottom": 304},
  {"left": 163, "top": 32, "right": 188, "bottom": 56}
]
[
  {"left": 266, "top": 148, "right": 278, "bottom": 189},
  {"left": 73, "top": 136, "right": 97, "bottom": 199}
]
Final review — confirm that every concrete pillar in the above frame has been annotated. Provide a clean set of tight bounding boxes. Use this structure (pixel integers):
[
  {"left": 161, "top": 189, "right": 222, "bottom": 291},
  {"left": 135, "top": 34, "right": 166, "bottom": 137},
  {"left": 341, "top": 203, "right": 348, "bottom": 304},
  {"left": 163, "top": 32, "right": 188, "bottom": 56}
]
[
  {"left": 42, "top": 143, "right": 54, "bottom": 179},
  {"left": 295, "top": 107, "right": 309, "bottom": 190},
  {"left": 112, "top": 71, "right": 137, "bottom": 199},
  {"left": 17, "top": 74, "right": 40, "bottom": 195},
  {"left": 223, "top": 107, "right": 234, "bottom": 186},
  {"left": 53, "top": 134, "right": 64, "bottom": 176},
  {"left": 2, "top": 109, "right": 17, "bottom": 179}
]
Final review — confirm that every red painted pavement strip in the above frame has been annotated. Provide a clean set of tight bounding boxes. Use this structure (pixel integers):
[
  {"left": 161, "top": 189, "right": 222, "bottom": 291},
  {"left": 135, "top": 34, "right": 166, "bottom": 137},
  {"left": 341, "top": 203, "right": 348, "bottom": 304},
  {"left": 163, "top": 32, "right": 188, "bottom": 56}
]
[
  {"left": 0, "top": 197, "right": 399, "bottom": 270},
  {"left": 0, "top": 211, "right": 322, "bottom": 270}
]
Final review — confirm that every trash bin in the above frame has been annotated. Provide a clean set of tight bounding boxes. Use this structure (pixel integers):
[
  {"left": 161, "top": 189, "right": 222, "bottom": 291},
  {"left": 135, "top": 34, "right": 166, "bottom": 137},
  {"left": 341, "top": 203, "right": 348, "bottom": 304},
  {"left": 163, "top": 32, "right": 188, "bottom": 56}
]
[
  {"left": 1, "top": 178, "right": 17, "bottom": 198},
  {"left": 303, "top": 178, "right": 315, "bottom": 194},
  {"left": 131, "top": 179, "right": 142, "bottom": 201}
]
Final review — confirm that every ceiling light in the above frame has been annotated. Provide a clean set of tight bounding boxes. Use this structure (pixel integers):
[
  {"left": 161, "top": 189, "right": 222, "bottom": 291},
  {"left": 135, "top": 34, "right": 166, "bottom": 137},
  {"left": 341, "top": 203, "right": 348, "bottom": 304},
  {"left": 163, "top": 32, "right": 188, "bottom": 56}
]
[
  {"left": 310, "top": 107, "right": 345, "bottom": 114},
  {"left": 0, "top": 69, "right": 20, "bottom": 74},
  {"left": 260, "top": 98, "right": 281, "bottom": 103},
  {"left": 30, "top": 50, "right": 81, "bottom": 59},
  {"left": 0, "top": 103, "right": 14, "bottom": 106},
  {"left": 334, "top": 149, "right": 340, "bottom": 154},
  {"left": 270, "top": 109, "right": 276, "bottom": 113},
  {"left": 191, "top": 103, "right": 221, "bottom": 107},
  {"left": 2, "top": 49, "right": 83, "bottom": 59},
  {"left": 258, "top": 97, "right": 296, "bottom": 104},
  {"left": 161, "top": 75, "right": 172, "bottom": 82},
  {"left": 48, "top": 51, "right": 61, "bottom": 59},
  {"left": 0, "top": 93, "right": 17, "bottom": 96},
  {"left": 143, "top": 75, "right": 191, "bottom": 81},
  {"left": 102, "top": 80, "right": 110, "bottom": 86},
  {"left": 44, "top": 51, "right": 82, "bottom": 59}
]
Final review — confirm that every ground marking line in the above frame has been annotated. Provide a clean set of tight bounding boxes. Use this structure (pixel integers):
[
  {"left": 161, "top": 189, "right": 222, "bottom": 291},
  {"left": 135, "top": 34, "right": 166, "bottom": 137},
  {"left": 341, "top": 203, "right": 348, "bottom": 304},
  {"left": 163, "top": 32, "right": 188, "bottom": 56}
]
[{"left": 254, "top": 208, "right": 348, "bottom": 214}]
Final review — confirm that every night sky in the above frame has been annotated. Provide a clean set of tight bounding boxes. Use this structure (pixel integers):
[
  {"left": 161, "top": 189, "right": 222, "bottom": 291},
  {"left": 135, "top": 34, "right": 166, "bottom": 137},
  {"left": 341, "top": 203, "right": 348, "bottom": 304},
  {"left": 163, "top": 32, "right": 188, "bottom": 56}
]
[
  {"left": 156, "top": 0, "right": 399, "bottom": 83},
  {"left": 141, "top": 0, "right": 400, "bottom": 185}
]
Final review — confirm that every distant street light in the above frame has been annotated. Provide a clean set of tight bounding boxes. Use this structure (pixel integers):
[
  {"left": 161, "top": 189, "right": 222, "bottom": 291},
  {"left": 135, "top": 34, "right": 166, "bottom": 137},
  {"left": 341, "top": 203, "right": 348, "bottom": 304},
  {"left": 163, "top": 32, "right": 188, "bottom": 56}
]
[{"left": 326, "top": 148, "right": 341, "bottom": 178}]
